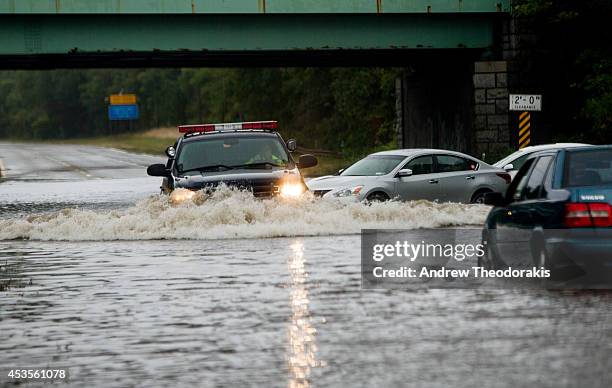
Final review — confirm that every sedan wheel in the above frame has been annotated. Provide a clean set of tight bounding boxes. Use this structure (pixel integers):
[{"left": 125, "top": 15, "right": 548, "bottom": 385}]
[
  {"left": 366, "top": 192, "right": 389, "bottom": 203},
  {"left": 470, "top": 191, "right": 490, "bottom": 204}
]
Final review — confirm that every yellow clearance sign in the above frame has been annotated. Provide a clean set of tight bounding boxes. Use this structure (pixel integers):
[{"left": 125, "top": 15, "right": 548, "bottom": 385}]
[
  {"left": 110, "top": 94, "right": 137, "bottom": 105},
  {"left": 518, "top": 111, "right": 531, "bottom": 149}
]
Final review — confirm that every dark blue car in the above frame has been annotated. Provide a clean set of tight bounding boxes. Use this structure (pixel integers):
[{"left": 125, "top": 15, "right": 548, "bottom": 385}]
[{"left": 481, "top": 145, "right": 612, "bottom": 286}]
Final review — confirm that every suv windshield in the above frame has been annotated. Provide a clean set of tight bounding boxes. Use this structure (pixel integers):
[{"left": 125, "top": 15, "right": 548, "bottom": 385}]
[
  {"left": 564, "top": 149, "right": 612, "bottom": 187},
  {"left": 176, "top": 135, "right": 290, "bottom": 174},
  {"left": 341, "top": 155, "right": 405, "bottom": 176}
]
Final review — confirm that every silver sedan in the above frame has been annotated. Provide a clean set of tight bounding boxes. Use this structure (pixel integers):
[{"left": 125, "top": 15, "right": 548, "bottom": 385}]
[{"left": 307, "top": 149, "right": 511, "bottom": 203}]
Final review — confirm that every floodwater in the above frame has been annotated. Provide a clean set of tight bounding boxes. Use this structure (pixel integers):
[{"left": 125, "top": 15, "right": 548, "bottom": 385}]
[{"left": 1, "top": 143, "right": 611, "bottom": 387}]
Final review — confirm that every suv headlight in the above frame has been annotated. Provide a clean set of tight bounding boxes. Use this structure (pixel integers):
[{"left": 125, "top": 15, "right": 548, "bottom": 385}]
[
  {"left": 333, "top": 185, "right": 363, "bottom": 197},
  {"left": 280, "top": 182, "right": 306, "bottom": 198},
  {"left": 170, "top": 188, "right": 196, "bottom": 204}
]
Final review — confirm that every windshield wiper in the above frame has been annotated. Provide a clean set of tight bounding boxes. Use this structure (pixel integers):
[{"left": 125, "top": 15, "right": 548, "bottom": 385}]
[
  {"left": 179, "top": 164, "right": 235, "bottom": 174},
  {"left": 231, "top": 162, "right": 286, "bottom": 169}
]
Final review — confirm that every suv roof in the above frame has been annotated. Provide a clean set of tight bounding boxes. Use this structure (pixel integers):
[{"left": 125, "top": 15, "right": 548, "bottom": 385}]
[
  {"left": 494, "top": 143, "right": 592, "bottom": 167},
  {"left": 512, "top": 143, "right": 589, "bottom": 153},
  {"left": 179, "top": 120, "right": 277, "bottom": 134},
  {"left": 182, "top": 130, "right": 279, "bottom": 142},
  {"left": 523, "top": 144, "right": 611, "bottom": 160},
  {"left": 177, "top": 120, "right": 280, "bottom": 141}
]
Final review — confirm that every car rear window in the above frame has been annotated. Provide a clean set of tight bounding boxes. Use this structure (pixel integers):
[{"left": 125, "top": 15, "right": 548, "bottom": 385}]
[
  {"left": 564, "top": 149, "right": 612, "bottom": 187},
  {"left": 435, "top": 155, "right": 478, "bottom": 172}
]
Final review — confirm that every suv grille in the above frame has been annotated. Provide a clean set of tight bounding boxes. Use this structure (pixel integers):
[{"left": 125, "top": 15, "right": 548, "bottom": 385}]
[{"left": 201, "top": 179, "right": 280, "bottom": 198}]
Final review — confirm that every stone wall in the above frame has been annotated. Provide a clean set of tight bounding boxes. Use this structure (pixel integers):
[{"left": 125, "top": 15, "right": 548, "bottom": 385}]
[{"left": 473, "top": 60, "right": 510, "bottom": 158}]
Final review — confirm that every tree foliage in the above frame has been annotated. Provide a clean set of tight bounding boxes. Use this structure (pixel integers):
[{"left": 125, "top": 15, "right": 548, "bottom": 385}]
[
  {"left": 0, "top": 68, "right": 400, "bottom": 154},
  {"left": 512, "top": 0, "right": 612, "bottom": 142}
]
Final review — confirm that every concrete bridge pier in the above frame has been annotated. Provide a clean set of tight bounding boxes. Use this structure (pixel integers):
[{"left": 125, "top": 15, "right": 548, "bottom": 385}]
[
  {"left": 396, "top": 57, "right": 511, "bottom": 161},
  {"left": 396, "top": 58, "right": 474, "bottom": 154}
]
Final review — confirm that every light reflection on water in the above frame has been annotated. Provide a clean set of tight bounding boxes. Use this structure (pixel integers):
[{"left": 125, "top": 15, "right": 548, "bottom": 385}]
[{"left": 287, "top": 241, "right": 320, "bottom": 388}]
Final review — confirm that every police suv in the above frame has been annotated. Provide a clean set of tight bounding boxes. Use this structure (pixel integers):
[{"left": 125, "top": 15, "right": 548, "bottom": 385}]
[{"left": 147, "top": 121, "right": 317, "bottom": 202}]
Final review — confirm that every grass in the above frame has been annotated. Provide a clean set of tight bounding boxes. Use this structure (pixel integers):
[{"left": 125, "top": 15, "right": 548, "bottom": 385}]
[
  {"left": 40, "top": 128, "right": 353, "bottom": 177},
  {"left": 55, "top": 128, "right": 179, "bottom": 156},
  {"left": 300, "top": 153, "right": 351, "bottom": 177}
]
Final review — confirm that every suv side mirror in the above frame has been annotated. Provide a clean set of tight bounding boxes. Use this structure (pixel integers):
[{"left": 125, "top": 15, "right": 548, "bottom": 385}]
[
  {"left": 397, "top": 169, "right": 413, "bottom": 177},
  {"left": 503, "top": 163, "right": 514, "bottom": 171},
  {"left": 147, "top": 163, "right": 170, "bottom": 177},
  {"left": 297, "top": 154, "right": 317, "bottom": 169},
  {"left": 286, "top": 139, "right": 297, "bottom": 152},
  {"left": 484, "top": 192, "right": 506, "bottom": 207}
]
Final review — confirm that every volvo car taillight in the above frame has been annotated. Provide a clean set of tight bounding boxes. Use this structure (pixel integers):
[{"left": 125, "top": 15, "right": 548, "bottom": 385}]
[{"left": 564, "top": 202, "right": 612, "bottom": 228}]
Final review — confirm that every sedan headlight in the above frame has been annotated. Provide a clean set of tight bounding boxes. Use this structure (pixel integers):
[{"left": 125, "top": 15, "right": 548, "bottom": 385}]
[
  {"left": 169, "top": 188, "right": 196, "bottom": 204},
  {"left": 333, "top": 185, "right": 363, "bottom": 197},
  {"left": 279, "top": 182, "right": 306, "bottom": 198}
]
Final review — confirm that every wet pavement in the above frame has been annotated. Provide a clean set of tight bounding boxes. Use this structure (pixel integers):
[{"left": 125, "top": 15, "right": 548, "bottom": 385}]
[{"left": 0, "top": 143, "right": 611, "bottom": 387}]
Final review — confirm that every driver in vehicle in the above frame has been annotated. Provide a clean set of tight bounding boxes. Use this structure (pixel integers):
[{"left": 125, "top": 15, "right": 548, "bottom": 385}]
[{"left": 245, "top": 142, "right": 286, "bottom": 166}]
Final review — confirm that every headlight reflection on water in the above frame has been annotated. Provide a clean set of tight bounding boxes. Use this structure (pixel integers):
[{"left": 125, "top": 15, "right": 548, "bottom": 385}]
[{"left": 287, "top": 241, "right": 322, "bottom": 388}]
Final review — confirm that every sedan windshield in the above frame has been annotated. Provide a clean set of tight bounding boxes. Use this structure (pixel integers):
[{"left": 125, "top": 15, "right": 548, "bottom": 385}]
[
  {"left": 176, "top": 135, "right": 290, "bottom": 174},
  {"left": 341, "top": 155, "right": 405, "bottom": 176}
]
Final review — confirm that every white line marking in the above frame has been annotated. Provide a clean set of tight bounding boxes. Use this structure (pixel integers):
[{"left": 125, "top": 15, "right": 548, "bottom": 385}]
[{"left": 44, "top": 155, "right": 96, "bottom": 179}]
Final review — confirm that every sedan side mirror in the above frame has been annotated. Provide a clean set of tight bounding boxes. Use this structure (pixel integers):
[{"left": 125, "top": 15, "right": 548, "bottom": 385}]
[
  {"left": 297, "top": 154, "right": 318, "bottom": 169},
  {"left": 503, "top": 163, "right": 514, "bottom": 171},
  {"left": 147, "top": 163, "right": 170, "bottom": 177},
  {"left": 286, "top": 139, "right": 297, "bottom": 152},
  {"left": 396, "top": 169, "right": 413, "bottom": 177},
  {"left": 484, "top": 192, "right": 506, "bottom": 207}
]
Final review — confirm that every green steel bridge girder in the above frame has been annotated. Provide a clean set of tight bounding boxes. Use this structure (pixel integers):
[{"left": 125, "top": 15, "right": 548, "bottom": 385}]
[
  {"left": 0, "top": 0, "right": 511, "bottom": 14},
  {"left": 1, "top": 14, "right": 501, "bottom": 55}
]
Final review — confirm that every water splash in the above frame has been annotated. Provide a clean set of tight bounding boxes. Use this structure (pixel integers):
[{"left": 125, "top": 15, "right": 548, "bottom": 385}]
[{"left": 0, "top": 187, "right": 490, "bottom": 241}]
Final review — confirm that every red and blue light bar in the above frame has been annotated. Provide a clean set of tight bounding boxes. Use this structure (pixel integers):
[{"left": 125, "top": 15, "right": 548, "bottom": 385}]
[{"left": 178, "top": 121, "right": 278, "bottom": 133}]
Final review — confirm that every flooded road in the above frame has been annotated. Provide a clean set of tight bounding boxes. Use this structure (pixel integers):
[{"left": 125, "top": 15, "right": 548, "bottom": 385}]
[
  {"left": 1, "top": 143, "right": 611, "bottom": 387},
  {"left": 0, "top": 143, "right": 163, "bottom": 217}
]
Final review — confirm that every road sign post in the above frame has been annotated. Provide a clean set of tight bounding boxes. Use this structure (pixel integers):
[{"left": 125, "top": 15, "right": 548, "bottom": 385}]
[{"left": 509, "top": 94, "right": 541, "bottom": 149}]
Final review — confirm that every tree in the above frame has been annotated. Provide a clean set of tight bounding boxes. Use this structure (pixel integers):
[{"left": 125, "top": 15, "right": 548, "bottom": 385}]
[{"left": 513, "top": 0, "right": 612, "bottom": 143}]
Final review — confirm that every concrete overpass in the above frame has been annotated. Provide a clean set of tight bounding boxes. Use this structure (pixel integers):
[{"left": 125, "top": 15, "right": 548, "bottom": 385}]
[{"left": 0, "top": 0, "right": 515, "bottom": 155}]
